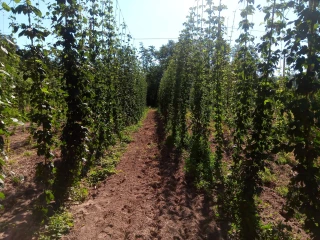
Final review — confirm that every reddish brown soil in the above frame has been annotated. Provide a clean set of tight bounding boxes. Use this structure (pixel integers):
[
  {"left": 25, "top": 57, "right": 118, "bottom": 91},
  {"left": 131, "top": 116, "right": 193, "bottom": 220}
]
[{"left": 64, "top": 110, "right": 222, "bottom": 240}]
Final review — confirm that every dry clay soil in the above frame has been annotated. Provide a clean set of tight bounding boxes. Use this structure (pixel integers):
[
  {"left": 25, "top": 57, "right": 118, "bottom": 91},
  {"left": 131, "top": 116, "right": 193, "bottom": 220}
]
[{"left": 63, "top": 109, "right": 222, "bottom": 240}]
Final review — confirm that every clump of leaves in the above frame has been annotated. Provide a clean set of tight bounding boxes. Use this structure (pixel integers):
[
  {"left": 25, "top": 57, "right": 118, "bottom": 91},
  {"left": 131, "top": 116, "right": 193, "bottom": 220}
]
[
  {"left": 87, "top": 167, "right": 116, "bottom": 186},
  {"left": 276, "top": 151, "right": 296, "bottom": 166},
  {"left": 38, "top": 211, "right": 73, "bottom": 240},
  {"left": 69, "top": 185, "right": 88, "bottom": 203},
  {"left": 260, "top": 222, "right": 294, "bottom": 240},
  {"left": 276, "top": 186, "right": 289, "bottom": 197},
  {"left": 259, "top": 167, "right": 276, "bottom": 186}
]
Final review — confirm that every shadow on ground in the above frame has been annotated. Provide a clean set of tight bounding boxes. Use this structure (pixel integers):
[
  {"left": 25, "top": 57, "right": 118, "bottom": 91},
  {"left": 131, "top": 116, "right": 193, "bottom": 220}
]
[
  {"left": 0, "top": 184, "right": 44, "bottom": 240},
  {"left": 153, "top": 111, "right": 223, "bottom": 239}
]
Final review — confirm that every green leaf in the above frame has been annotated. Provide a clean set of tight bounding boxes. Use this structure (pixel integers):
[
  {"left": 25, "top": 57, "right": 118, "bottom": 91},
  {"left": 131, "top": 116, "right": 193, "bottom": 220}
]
[
  {"left": 31, "top": 6, "right": 42, "bottom": 17},
  {"left": 41, "top": 87, "right": 50, "bottom": 94},
  {"left": 14, "top": 0, "right": 21, "bottom": 3},
  {"left": 261, "top": 223, "right": 272, "bottom": 230},
  {"left": 45, "top": 190, "right": 54, "bottom": 203},
  {"left": 0, "top": 192, "right": 5, "bottom": 200},
  {"left": 264, "top": 99, "right": 271, "bottom": 105},
  {"left": 1, "top": 2, "right": 11, "bottom": 12}
]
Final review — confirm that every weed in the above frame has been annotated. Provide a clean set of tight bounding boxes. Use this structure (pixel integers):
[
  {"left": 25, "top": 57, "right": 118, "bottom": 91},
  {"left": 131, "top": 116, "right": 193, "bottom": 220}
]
[
  {"left": 259, "top": 167, "right": 276, "bottom": 186},
  {"left": 121, "top": 134, "right": 133, "bottom": 143},
  {"left": 212, "top": 205, "right": 220, "bottom": 218},
  {"left": 38, "top": 211, "right": 74, "bottom": 240},
  {"left": 254, "top": 195, "right": 263, "bottom": 206},
  {"left": 277, "top": 151, "right": 296, "bottom": 166},
  {"left": 70, "top": 185, "right": 88, "bottom": 202},
  {"left": 294, "top": 212, "right": 306, "bottom": 225},
  {"left": 7, "top": 159, "right": 17, "bottom": 166},
  {"left": 260, "top": 222, "right": 294, "bottom": 240},
  {"left": 87, "top": 167, "right": 115, "bottom": 186},
  {"left": 23, "top": 151, "right": 32, "bottom": 157},
  {"left": 11, "top": 175, "right": 24, "bottom": 185},
  {"left": 276, "top": 186, "right": 289, "bottom": 197}
]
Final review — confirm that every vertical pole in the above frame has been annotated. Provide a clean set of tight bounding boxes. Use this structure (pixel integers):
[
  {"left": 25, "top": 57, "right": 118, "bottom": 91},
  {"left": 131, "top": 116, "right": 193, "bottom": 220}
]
[
  {"left": 201, "top": 0, "right": 203, "bottom": 32},
  {"left": 229, "top": 10, "right": 236, "bottom": 46}
]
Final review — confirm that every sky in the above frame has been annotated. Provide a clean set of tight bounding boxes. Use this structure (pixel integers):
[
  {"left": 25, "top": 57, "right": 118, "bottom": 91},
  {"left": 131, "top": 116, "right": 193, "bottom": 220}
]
[
  {"left": 0, "top": 0, "right": 293, "bottom": 51},
  {"left": 108, "top": 0, "right": 268, "bottom": 49}
]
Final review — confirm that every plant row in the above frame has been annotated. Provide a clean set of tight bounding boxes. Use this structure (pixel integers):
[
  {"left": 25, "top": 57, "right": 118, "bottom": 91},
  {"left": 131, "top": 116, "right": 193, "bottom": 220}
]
[
  {"left": 157, "top": 0, "right": 320, "bottom": 238},
  {"left": 0, "top": 0, "right": 146, "bottom": 208}
]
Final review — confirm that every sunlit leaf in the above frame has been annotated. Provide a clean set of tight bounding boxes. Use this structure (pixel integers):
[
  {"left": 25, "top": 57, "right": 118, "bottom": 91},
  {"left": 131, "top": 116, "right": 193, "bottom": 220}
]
[
  {"left": 1, "top": 2, "right": 11, "bottom": 12},
  {"left": 0, "top": 46, "right": 8, "bottom": 54}
]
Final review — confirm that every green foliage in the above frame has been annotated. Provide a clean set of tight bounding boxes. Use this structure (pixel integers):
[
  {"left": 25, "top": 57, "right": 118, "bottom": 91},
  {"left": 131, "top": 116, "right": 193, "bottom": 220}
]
[
  {"left": 282, "top": 0, "right": 320, "bottom": 235},
  {"left": 260, "top": 222, "right": 295, "bottom": 240},
  {"left": 69, "top": 185, "right": 88, "bottom": 202},
  {"left": 38, "top": 211, "right": 74, "bottom": 240},
  {"left": 158, "top": 59, "right": 176, "bottom": 128},
  {"left": 0, "top": 33, "right": 24, "bottom": 205},
  {"left": 276, "top": 151, "right": 296, "bottom": 166},
  {"left": 35, "top": 162, "right": 55, "bottom": 187},
  {"left": 140, "top": 41, "right": 175, "bottom": 107},
  {"left": 186, "top": 135, "right": 214, "bottom": 189},
  {"left": 42, "top": 0, "right": 147, "bottom": 205},
  {"left": 259, "top": 167, "right": 276, "bottom": 185},
  {"left": 276, "top": 186, "right": 289, "bottom": 197},
  {"left": 87, "top": 168, "right": 114, "bottom": 185},
  {"left": 1, "top": 0, "right": 147, "bottom": 210},
  {"left": 157, "top": 0, "right": 315, "bottom": 238}
]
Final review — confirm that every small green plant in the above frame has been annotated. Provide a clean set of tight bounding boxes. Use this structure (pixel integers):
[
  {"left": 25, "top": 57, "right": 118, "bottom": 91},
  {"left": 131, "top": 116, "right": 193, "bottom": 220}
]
[
  {"left": 23, "top": 151, "right": 32, "bottom": 157},
  {"left": 260, "top": 222, "right": 294, "bottom": 240},
  {"left": 121, "top": 134, "right": 133, "bottom": 143},
  {"left": 87, "top": 167, "right": 116, "bottom": 186},
  {"left": 294, "top": 212, "right": 307, "bottom": 225},
  {"left": 11, "top": 175, "right": 24, "bottom": 186},
  {"left": 259, "top": 167, "right": 276, "bottom": 186},
  {"left": 254, "top": 195, "right": 263, "bottom": 206},
  {"left": 275, "top": 186, "right": 289, "bottom": 197},
  {"left": 38, "top": 211, "right": 74, "bottom": 240},
  {"left": 277, "top": 151, "right": 296, "bottom": 166},
  {"left": 69, "top": 185, "right": 88, "bottom": 202},
  {"left": 7, "top": 159, "right": 17, "bottom": 166}
]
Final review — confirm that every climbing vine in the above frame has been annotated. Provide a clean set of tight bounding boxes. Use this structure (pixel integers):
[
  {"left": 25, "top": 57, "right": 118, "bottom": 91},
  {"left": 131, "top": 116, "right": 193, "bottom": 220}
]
[{"left": 283, "top": 0, "right": 320, "bottom": 235}]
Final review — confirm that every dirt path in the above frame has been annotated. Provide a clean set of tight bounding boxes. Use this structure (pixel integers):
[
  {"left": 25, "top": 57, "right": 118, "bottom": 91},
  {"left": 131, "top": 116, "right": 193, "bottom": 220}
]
[{"left": 64, "top": 109, "right": 221, "bottom": 240}]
